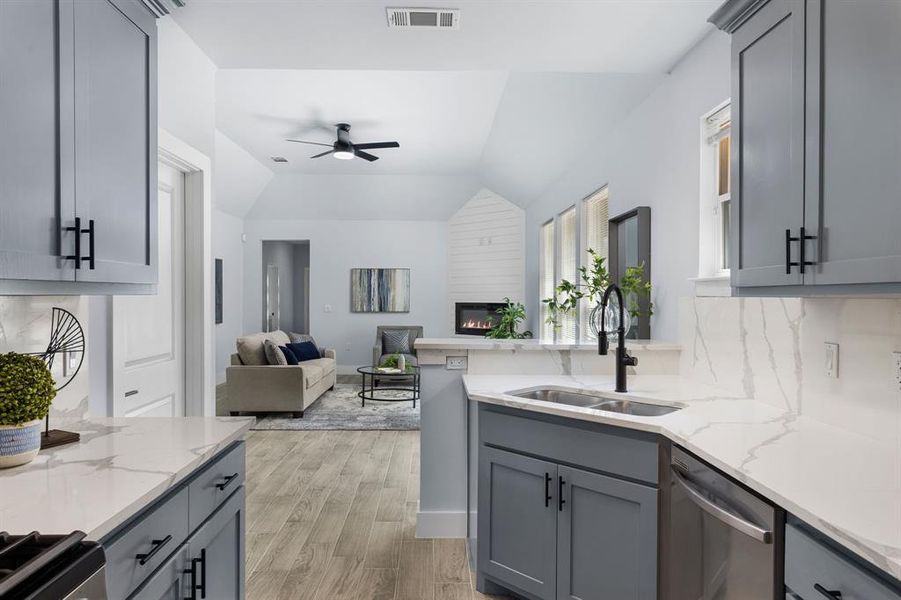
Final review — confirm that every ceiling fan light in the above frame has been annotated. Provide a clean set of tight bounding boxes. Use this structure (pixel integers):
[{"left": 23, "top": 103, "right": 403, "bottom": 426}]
[{"left": 333, "top": 149, "right": 354, "bottom": 160}]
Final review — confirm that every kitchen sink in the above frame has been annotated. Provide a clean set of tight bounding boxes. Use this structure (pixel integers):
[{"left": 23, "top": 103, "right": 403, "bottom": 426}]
[{"left": 510, "top": 387, "right": 680, "bottom": 417}]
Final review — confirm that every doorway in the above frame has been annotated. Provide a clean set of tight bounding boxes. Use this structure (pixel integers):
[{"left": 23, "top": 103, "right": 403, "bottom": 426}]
[
  {"left": 261, "top": 240, "right": 310, "bottom": 333},
  {"left": 113, "top": 162, "right": 186, "bottom": 416}
]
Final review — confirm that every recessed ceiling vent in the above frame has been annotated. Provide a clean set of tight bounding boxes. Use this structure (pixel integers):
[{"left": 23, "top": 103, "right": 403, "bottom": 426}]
[
  {"left": 387, "top": 7, "right": 460, "bottom": 30},
  {"left": 270, "top": 156, "right": 288, "bottom": 163}
]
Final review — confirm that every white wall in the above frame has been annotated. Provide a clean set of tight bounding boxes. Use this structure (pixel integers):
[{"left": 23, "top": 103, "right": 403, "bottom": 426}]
[
  {"left": 243, "top": 220, "right": 449, "bottom": 370},
  {"left": 213, "top": 130, "right": 273, "bottom": 218},
  {"left": 524, "top": 31, "right": 732, "bottom": 342},
  {"left": 212, "top": 209, "right": 244, "bottom": 384},
  {"left": 447, "top": 188, "right": 525, "bottom": 330}
]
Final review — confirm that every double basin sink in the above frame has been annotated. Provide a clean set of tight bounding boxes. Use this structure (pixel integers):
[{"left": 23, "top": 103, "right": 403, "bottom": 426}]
[{"left": 509, "top": 388, "right": 681, "bottom": 417}]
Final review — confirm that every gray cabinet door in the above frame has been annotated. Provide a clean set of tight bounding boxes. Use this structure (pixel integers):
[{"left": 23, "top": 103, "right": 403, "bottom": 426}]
[
  {"left": 478, "top": 446, "right": 557, "bottom": 599},
  {"left": 71, "top": 0, "right": 157, "bottom": 284},
  {"left": 187, "top": 487, "right": 246, "bottom": 600},
  {"left": 129, "top": 545, "right": 189, "bottom": 600},
  {"left": 0, "top": 0, "right": 75, "bottom": 281},
  {"left": 803, "top": 0, "right": 901, "bottom": 285},
  {"left": 556, "top": 465, "right": 658, "bottom": 600},
  {"left": 730, "top": 0, "right": 806, "bottom": 287}
]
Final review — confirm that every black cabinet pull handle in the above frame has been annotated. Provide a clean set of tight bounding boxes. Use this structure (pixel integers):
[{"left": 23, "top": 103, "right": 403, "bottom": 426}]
[
  {"left": 135, "top": 534, "right": 172, "bottom": 565},
  {"left": 785, "top": 229, "right": 800, "bottom": 274},
  {"left": 799, "top": 226, "right": 816, "bottom": 274},
  {"left": 125, "top": 390, "right": 139, "bottom": 397},
  {"left": 64, "top": 217, "right": 82, "bottom": 269},
  {"left": 558, "top": 476, "right": 566, "bottom": 511},
  {"left": 813, "top": 583, "right": 842, "bottom": 599},
  {"left": 184, "top": 556, "right": 199, "bottom": 600},
  {"left": 544, "top": 473, "right": 552, "bottom": 507},
  {"left": 82, "top": 219, "right": 95, "bottom": 270},
  {"left": 215, "top": 473, "right": 239, "bottom": 491},
  {"left": 199, "top": 548, "right": 206, "bottom": 598}
]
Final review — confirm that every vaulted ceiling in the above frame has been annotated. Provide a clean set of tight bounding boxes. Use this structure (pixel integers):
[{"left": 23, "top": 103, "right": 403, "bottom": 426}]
[{"left": 172, "top": 0, "right": 720, "bottom": 219}]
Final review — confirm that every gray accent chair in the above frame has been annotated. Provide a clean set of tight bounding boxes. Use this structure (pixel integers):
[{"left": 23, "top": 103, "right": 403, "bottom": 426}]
[
  {"left": 226, "top": 330, "right": 336, "bottom": 418},
  {"left": 373, "top": 325, "right": 423, "bottom": 368}
]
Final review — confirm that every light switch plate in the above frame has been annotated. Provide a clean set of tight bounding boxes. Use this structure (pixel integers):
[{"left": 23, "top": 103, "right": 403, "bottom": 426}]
[
  {"left": 446, "top": 355, "right": 467, "bottom": 371},
  {"left": 824, "top": 342, "right": 839, "bottom": 379}
]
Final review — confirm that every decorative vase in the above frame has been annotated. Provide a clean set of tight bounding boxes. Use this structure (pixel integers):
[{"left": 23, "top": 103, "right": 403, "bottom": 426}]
[
  {"left": 0, "top": 420, "right": 42, "bottom": 469},
  {"left": 589, "top": 301, "right": 632, "bottom": 340},
  {"left": 397, "top": 354, "right": 406, "bottom": 372}
]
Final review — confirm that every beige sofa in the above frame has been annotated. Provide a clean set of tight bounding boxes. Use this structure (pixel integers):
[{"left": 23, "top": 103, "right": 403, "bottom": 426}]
[{"left": 225, "top": 331, "right": 336, "bottom": 418}]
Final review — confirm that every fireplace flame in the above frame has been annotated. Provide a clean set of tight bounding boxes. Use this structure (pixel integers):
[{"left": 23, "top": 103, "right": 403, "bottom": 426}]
[{"left": 461, "top": 319, "right": 493, "bottom": 329}]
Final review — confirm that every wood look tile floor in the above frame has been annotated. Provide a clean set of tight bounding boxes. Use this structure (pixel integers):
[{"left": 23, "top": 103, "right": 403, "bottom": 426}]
[{"left": 244, "top": 430, "right": 508, "bottom": 600}]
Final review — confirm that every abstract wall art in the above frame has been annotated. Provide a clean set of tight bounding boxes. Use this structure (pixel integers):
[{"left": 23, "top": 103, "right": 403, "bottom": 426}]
[{"left": 350, "top": 268, "right": 410, "bottom": 313}]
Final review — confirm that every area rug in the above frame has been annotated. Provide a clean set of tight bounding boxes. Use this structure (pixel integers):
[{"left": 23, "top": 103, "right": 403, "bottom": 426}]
[{"left": 248, "top": 383, "right": 420, "bottom": 431}]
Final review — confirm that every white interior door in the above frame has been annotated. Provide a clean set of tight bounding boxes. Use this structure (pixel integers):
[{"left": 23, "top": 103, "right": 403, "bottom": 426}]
[{"left": 113, "top": 162, "right": 186, "bottom": 417}]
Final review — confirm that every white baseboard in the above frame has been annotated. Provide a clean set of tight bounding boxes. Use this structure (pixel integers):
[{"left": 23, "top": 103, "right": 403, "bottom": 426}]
[{"left": 416, "top": 509, "right": 467, "bottom": 538}]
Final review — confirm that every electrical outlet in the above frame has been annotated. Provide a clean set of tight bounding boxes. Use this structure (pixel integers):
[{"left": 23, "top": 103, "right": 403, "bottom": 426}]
[
  {"left": 893, "top": 352, "right": 901, "bottom": 392},
  {"left": 824, "top": 342, "right": 839, "bottom": 379},
  {"left": 446, "top": 355, "right": 467, "bottom": 371}
]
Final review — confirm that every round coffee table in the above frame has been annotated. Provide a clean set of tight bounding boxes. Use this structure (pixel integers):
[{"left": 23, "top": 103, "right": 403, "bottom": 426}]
[{"left": 357, "top": 365, "right": 421, "bottom": 408}]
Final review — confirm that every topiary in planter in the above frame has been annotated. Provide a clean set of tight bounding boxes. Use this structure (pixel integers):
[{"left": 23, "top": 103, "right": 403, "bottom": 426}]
[{"left": 0, "top": 352, "right": 57, "bottom": 426}]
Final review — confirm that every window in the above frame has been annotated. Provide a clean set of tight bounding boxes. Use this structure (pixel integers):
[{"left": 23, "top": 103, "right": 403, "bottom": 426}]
[
  {"left": 556, "top": 206, "right": 577, "bottom": 342},
  {"left": 539, "top": 219, "right": 555, "bottom": 341},
  {"left": 580, "top": 187, "right": 609, "bottom": 341},
  {"left": 699, "top": 102, "right": 732, "bottom": 278}
]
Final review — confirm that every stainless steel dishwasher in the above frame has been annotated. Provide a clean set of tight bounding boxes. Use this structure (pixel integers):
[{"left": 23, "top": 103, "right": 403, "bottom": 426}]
[{"left": 668, "top": 446, "right": 784, "bottom": 599}]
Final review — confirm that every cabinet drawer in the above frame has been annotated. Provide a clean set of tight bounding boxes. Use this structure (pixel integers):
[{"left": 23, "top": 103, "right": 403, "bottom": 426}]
[
  {"left": 188, "top": 442, "right": 245, "bottom": 531},
  {"left": 785, "top": 524, "right": 900, "bottom": 600},
  {"left": 105, "top": 486, "right": 189, "bottom": 600},
  {"left": 479, "top": 406, "right": 659, "bottom": 485}
]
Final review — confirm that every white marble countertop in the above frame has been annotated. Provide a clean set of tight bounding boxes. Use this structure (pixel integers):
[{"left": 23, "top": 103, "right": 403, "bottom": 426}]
[
  {"left": 464, "top": 374, "right": 901, "bottom": 580},
  {"left": 415, "top": 337, "right": 680, "bottom": 352},
  {"left": 0, "top": 417, "right": 255, "bottom": 540}
]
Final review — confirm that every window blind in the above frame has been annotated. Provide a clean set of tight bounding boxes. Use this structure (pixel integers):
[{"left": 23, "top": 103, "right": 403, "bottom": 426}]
[
  {"left": 539, "top": 220, "right": 555, "bottom": 341},
  {"left": 581, "top": 187, "right": 609, "bottom": 341},
  {"left": 557, "top": 207, "right": 577, "bottom": 342}
]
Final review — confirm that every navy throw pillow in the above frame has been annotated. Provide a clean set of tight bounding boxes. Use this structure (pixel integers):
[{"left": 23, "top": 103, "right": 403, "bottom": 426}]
[
  {"left": 280, "top": 345, "right": 299, "bottom": 365},
  {"left": 286, "top": 341, "right": 320, "bottom": 362}
]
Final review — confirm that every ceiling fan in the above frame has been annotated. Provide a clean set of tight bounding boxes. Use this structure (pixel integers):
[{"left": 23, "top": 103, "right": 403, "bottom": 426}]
[{"left": 286, "top": 123, "right": 400, "bottom": 162}]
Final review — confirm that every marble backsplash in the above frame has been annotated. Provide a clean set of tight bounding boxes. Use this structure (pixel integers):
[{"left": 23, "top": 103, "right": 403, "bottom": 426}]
[
  {"left": 0, "top": 296, "right": 90, "bottom": 420},
  {"left": 679, "top": 296, "right": 901, "bottom": 444}
]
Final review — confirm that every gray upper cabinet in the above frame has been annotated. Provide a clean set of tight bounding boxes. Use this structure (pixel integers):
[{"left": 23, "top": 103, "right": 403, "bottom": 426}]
[
  {"left": 556, "top": 466, "right": 658, "bottom": 600},
  {"left": 479, "top": 445, "right": 558, "bottom": 599},
  {"left": 713, "top": 0, "right": 901, "bottom": 291},
  {"left": 803, "top": 0, "right": 901, "bottom": 285},
  {"left": 0, "top": 0, "right": 75, "bottom": 282},
  {"left": 72, "top": 0, "right": 157, "bottom": 285},
  {"left": 728, "top": 0, "right": 806, "bottom": 288},
  {"left": 0, "top": 0, "right": 159, "bottom": 292}
]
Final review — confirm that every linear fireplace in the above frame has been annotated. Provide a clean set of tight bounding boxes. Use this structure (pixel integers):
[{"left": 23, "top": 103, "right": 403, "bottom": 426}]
[{"left": 455, "top": 302, "right": 506, "bottom": 336}]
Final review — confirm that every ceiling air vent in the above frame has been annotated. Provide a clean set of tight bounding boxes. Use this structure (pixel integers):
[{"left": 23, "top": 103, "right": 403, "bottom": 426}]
[
  {"left": 387, "top": 7, "right": 460, "bottom": 30},
  {"left": 270, "top": 156, "right": 288, "bottom": 163}
]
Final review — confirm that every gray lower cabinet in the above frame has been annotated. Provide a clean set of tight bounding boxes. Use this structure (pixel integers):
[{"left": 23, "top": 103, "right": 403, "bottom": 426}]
[
  {"left": 477, "top": 406, "right": 660, "bottom": 600},
  {"left": 103, "top": 441, "right": 246, "bottom": 600},
  {"left": 479, "top": 446, "right": 558, "bottom": 599},
  {"left": 556, "top": 466, "right": 658, "bottom": 600},
  {"left": 0, "top": 0, "right": 159, "bottom": 291}
]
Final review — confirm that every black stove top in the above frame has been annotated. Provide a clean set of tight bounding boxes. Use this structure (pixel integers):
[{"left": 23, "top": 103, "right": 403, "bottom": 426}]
[{"left": 0, "top": 532, "right": 105, "bottom": 600}]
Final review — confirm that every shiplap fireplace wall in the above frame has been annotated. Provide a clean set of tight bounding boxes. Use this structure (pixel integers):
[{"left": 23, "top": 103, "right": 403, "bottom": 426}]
[{"left": 447, "top": 188, "right": 525, "bottom": 333}]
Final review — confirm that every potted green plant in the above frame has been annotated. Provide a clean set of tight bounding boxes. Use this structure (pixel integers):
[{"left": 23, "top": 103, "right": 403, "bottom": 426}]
[
  {"left": 379, "top": 353, "right": 415, "bottom": 372},
  {"left": 0, "top": 352, "right": 56, "bottom": 468},
  {"left": 542, "top": 249, "right": 652, "bottom": 338},
  {"left": 485, "top": 298, "right": 533, "bottom": 339}
]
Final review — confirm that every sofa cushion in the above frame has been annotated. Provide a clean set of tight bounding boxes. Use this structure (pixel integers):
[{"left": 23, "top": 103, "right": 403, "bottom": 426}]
[
  {"left": 286, "top": 341, "right": 321, "bottom": 362},
  {"left": 235, "top": 331, "right": 290, "bottom": 365},
  {"left": 288, "top": 332, "right": 318, "bottom": 347},
  {"left": 299, "top": 358, "right": 335, "bottom": 388},
  {"left": 382, "top": 329, "right": 411, "bottom": 354},
  {"left": 280, "top": 345, "right": 299, "bottom": 365},
  {"left": 264, "top": 340, "right": 288, "bottom": 365}
]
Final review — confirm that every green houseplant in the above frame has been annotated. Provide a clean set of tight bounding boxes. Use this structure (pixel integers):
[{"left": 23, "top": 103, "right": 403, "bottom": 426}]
[
  {"left": 485, "top": 298, "right": 533, "bottom": 339},
  {"left": 542, "top": 248, "right": 652, "bottom": 338},
  {"left": 0, "top": 352, "right": 56, "bottom": 468},
  {"left": 378, "top": 353, "right": 415, "bottom": 372}
]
